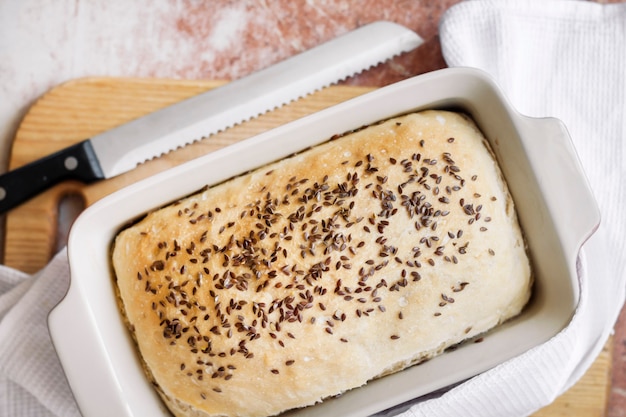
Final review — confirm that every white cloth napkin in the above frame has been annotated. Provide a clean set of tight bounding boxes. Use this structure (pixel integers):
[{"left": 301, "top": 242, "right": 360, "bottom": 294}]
[
  {"left": 0, "top": 249, "right": 79, "bottom": 417},
  {"left": 1, "top": 1, "right": 625, "bottom": 417}
]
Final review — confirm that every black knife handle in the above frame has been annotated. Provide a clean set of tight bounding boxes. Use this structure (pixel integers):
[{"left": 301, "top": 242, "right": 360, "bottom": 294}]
[{"left": 0, "top": 140, "right": 104, "bottom": 214}]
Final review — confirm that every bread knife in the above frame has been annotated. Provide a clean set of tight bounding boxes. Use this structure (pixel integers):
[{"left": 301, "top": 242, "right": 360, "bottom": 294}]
[{"left": 0, "top": 21, "right": 422, "bottom": 214}]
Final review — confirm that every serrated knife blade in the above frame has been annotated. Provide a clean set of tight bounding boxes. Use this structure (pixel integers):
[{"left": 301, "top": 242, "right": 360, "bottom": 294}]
[{"left": 0, "top": 21, "right": 422, "bottom": 214}]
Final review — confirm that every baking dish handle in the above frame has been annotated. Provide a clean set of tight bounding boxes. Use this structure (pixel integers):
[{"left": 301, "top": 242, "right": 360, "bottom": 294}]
[{"left": 517, "top": 115, "right": 600, "bottom": 259}]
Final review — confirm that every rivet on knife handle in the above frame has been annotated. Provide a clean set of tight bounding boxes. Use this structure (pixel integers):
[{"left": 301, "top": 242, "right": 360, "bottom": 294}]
[{"left": 0, "top": 140, "right": 104, "bottom": 214}]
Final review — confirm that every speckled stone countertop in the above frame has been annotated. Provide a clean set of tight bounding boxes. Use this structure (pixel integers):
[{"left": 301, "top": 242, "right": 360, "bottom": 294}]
[{"left": 1, "top": 1, "right": 625, "bottom": 415}]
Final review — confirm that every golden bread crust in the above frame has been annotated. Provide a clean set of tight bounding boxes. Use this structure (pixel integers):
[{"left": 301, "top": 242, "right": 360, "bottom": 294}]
[{"left": 112, "top": 110, "right": 532, "bottom": 417}]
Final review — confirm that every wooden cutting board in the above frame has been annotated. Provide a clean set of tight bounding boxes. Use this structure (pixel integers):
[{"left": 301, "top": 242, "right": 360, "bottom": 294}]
[{"left": 4, "top": 77, "right": 612, "bottom": 416}]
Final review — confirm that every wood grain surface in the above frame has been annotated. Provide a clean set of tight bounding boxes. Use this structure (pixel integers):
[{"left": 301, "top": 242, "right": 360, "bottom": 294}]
[{"left": 5, "top": 77, "right": 611, "bottom": 416}]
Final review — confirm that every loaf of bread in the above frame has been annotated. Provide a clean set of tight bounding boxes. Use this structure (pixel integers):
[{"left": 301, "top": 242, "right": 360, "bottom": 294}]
[{"left": 112, "top": 110, "right": 532, "bottom": 417}]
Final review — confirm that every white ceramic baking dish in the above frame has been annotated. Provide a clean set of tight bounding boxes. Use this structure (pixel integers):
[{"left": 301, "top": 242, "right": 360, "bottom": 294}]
[{"left": 48, "top": 67, "right": 599, "bottom": 417}]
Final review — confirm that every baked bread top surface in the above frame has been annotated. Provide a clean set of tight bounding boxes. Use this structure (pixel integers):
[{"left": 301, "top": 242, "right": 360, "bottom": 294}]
[{"left": 112, "top": 110, "right": 532, "bottom": 417}]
